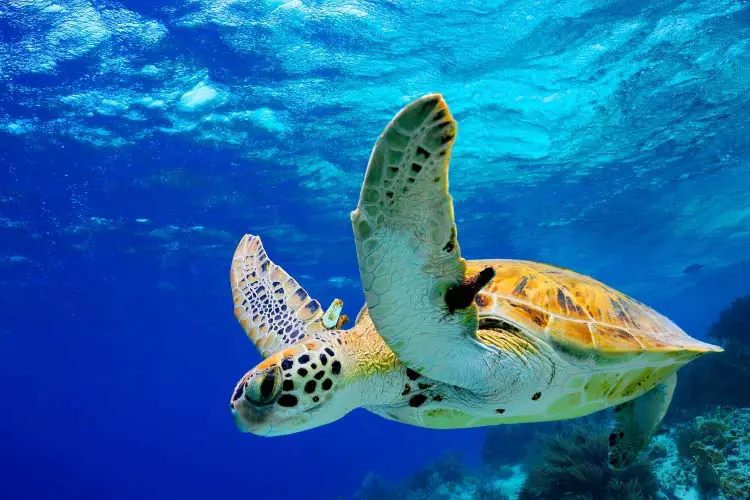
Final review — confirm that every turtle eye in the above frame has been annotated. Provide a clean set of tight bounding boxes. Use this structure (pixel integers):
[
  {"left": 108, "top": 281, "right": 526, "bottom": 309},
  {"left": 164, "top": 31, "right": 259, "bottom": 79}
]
[{"left": 245, "top": 366, "right": 281, "bottom": 406}]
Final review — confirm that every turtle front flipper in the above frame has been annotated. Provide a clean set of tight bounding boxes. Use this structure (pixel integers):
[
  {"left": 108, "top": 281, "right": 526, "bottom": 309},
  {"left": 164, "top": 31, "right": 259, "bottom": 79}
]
[
  {"left": 608, "top": 373, "right": 677, "bottom": 470},
  {"left": 231, "top": 234, "right": 328, "bottom": 357},
  {"left": 350, "top": 94, "right": 492, "bottom": 391}
]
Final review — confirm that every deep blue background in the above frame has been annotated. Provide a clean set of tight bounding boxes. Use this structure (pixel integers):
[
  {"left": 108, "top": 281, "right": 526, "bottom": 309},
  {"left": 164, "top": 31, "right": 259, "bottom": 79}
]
[
  {"left": 0, "top": 139, "right": 492, "bottom": 500},
  {"left": 2, "top": 1, "right": 750, "bottom": 499},
  {"left": 2, "top": 138, "right": 748, "bottom": 500}
]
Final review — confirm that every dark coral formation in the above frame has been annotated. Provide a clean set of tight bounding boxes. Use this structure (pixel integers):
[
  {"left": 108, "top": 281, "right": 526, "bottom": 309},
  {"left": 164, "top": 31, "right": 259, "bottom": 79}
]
[
  {"left": 708, "top": 294, "right": 750, "bottom": 350},
  {"left": 674, "top": 408, "right": 750, "bottom": 498},
  {"left": 351, "top": 410, "right": 750, "bottom": 500},
  {"left": 406, "top": 451, "right": 466, "bottom": 493},
  {"left": 353, "top": 449, "right": 517, "bottom": 500},
  {"left": 474, "top": 479, "right": 511, "bottom": 500},
  {"left": 518, "top": 424, "right": 658, "bottom": 500},
  {"left": 673, "top": 294, "right": 750, "bottom": 413},
  {"left": 353, "top": 473, "right": 404, "bottom": 500},
  {"left": 353, "top": 452, "right": 468, "bottom": 500}
]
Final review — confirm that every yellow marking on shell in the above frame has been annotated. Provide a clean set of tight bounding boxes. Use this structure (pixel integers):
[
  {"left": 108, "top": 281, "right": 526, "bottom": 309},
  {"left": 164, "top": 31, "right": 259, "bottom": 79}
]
[
  {"left": 480, "top": 263, "right": 530, "bottom": 296},
  {"left": 507, "top": 301, "right": 551, "bottom": 329},
  {"left": 616, "top": 368, "right": 654, "bottom": 400},
  {"left": 423, "top": 408, "right": 474, "bottom": 428},
  {"left": 481, "top": 297, "right": 551, "bottom": 332},
  {"left": 546, "top": 392, "right": 583, "bottom": 417},
  {"left": 640, "top": 336, "right": 684, "bottom": 351},
  {"left": 470, "top": 415, "right": 538, "bottom": 426},
  {"left": 584, "top": 372, "right": 622, "bottom": 402},
  {"left": 590, "top": 324, "right": 644, "bottom": 353},
  {"left": 466, "top": 259, "right": 722, "bottom": 356},
  {"left": 547, "top": 317, "right": 596, "bottom": 359},
  {"left": 322, "top": 299, "right": 344, "bottom": 329},
  {"left": 608, "top": 365, "right": 678, "bottom": 402},
  {"left": 484, "top": 263, "right": 592, "bottom": 322}
]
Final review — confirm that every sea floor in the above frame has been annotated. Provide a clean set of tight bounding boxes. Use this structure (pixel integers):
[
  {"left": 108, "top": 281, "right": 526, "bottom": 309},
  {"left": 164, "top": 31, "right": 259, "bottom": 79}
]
[{"left": 353, "top": 408, "right": 750, "bottom": 500}]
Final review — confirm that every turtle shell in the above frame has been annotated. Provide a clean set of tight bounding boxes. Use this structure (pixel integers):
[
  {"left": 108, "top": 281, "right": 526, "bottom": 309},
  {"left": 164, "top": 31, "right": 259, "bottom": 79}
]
[{"left": 468, "top": 259, "right": 722, "bottom": 357}]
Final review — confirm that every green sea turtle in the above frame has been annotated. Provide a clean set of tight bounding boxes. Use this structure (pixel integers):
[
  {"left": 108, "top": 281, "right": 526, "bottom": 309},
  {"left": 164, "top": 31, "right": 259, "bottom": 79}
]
[{"left": 229, "top": 94, "right": 722, "bottom": 469}]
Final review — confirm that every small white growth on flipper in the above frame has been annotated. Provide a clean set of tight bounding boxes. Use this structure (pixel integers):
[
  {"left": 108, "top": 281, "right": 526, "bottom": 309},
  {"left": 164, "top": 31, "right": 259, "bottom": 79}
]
[
  {"left": 322, "top": 299, "right": 344, "bottom": 329},
  {"left": 608, "top": 372, "right": 677, "bottom": 470}
]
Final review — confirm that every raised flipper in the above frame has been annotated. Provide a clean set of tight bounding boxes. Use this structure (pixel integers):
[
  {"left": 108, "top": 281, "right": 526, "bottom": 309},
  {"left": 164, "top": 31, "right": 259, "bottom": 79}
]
[
  {"left": 350, "top": 94, "right": 493, "bottom": 391},
  {"left": 230, "top": 234, "right": 327, "bottom": 357},
  {"left": 608, "top": 373, "right": 677, "bottom": 470}
]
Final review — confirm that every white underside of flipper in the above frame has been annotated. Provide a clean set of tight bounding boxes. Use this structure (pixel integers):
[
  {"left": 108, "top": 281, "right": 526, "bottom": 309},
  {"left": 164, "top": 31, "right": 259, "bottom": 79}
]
[{"left": 351, "top": 94, "right": 490, "bottom": 391}]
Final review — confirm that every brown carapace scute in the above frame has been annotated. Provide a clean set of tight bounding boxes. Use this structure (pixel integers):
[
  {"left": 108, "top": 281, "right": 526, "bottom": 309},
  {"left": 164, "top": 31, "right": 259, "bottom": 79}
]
[{"left": 445, "top": 266, "right": 496, "bottom": 313}]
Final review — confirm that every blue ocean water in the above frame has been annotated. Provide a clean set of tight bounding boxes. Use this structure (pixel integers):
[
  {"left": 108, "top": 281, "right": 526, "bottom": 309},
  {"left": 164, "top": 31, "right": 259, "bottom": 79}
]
[{"left": 1, "top": 1, "right": 749, "bottom": 499}]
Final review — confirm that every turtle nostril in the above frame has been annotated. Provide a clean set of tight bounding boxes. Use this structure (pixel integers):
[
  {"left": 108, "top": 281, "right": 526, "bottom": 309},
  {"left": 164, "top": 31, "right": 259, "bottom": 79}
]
[{"left": 232, "top": 381, "right": 246, "bottom": 402}]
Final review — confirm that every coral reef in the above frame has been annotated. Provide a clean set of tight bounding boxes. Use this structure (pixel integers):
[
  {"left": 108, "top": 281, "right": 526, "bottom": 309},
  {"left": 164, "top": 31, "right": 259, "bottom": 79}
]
[
  {"left": 353, "top": 452, "right": 468, "bottom": 500},
  {"left": 353, "top": 449, "right": 526, "bottom": 500},
  {"left": 352, "top": 408, "right": 750, "bottom": 499},
  {"left": 672, "top": 408, "right": 750, "bottom": 499},
  {"left": 673, "top": 294, "right": 750, "bottom": 413},
  {"left": 473, "top": 478, "right": 511, "bottom": 500},
  {"left": 406, "top": 452, "right": 465, "bottom": 493},
  {"left": 518, "top": 424, "right": 658, "bottom": 500},
  {"left": 354, "top": 473, "right": 403, "bottom": 500}
]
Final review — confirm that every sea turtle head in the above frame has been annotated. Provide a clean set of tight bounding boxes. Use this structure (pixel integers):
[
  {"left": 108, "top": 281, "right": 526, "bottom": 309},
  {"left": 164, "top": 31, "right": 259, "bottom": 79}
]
[{"left": 229, "top": 336, "right": 355, "bottom": 436}]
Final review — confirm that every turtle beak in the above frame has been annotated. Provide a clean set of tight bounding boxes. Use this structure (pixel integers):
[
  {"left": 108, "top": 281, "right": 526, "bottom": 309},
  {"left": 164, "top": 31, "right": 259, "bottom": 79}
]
[
  {"left": 230, "top": 405, "right": 251, "bottom": 433},
  {"left": 229, "top": 375, "right": 270, "bottom": 434},
  {"left": 230, "top": 397, "right": 277, "bottom": 436}
]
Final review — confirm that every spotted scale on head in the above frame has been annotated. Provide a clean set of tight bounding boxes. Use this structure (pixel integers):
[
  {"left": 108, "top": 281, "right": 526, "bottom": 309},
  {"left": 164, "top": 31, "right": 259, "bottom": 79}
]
[{"left": 262, "top": 340, "right": 347, "bottom": 413}]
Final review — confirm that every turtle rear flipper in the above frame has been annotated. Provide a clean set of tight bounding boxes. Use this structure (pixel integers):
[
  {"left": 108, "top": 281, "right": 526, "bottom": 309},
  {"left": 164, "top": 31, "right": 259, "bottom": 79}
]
[
  {"left": 350, "top": 94, "right": 492, "bottom": 390},
  {"left": 608, "top": 372, "right": 677, "bottom": 470},
  {"left": 231, "top": 235, "right": 339, "bottom": 357}
]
